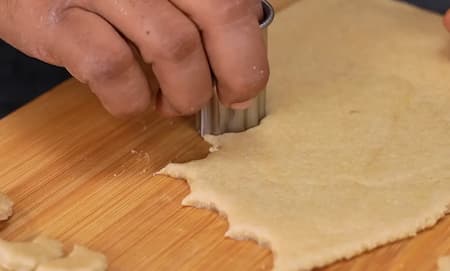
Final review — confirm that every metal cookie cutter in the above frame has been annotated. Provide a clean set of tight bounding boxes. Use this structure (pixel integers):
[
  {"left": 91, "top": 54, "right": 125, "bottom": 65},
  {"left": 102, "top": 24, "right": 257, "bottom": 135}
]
[{"left": 196, "top": 0, "right": 275, "bottom": 135}]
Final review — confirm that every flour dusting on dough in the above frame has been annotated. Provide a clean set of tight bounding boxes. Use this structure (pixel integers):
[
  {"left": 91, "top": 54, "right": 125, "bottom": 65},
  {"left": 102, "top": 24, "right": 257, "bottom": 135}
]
[{"left": 204, "top": 135, "right": 221, "bottom": 153}]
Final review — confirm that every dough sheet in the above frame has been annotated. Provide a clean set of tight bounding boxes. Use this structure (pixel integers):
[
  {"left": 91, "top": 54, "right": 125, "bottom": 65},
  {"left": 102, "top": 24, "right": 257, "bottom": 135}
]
[{"left": 161, "top": 0, "right": 450, "bottom": 270}]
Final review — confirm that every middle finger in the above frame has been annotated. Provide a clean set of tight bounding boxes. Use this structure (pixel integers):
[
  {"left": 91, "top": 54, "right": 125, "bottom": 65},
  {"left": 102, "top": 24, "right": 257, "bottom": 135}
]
[{"left": 83, "top": 0, "right": 213, "bottom": 115}]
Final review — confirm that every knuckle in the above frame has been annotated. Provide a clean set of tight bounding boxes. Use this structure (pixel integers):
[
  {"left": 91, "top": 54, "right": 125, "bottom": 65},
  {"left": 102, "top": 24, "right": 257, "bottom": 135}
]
[
  {"left": 154, "top": 25, "right": 199, "bottom": 61},
  {"left": 81, "top": 45, "right": 134, "bottom": 82}
]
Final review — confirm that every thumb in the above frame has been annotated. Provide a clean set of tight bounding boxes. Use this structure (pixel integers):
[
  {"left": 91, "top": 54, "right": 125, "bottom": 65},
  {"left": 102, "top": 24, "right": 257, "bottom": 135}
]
[{"left": 443, "top": 10, "right": 450, "bottom": 32}]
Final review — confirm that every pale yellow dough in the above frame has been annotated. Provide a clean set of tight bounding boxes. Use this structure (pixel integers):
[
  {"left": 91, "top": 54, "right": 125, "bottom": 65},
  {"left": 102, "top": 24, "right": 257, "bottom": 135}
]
[
  {"left": 438, "top": 256, "right": 450, "bottom": 271},
  {"left": 0, "top": 237, "right": 107, "bottom": 271},
  {"left": 36, "top": 245, "right": 107, "bottom": 271},
  {"left": 0, "top": 236, "right": 63, "bottom": 271},
  {"left": 160, "top": 0, "right": 450, "bottom": 270},
  {"left": 0, "top": 193, "right": 13, "bottom": 221}
]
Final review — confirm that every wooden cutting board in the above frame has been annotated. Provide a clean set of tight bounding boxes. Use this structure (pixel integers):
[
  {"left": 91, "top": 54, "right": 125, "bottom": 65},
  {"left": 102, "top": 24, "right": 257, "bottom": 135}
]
[{"left": 0, "top": 1, "right": 449, "bottom": 270}]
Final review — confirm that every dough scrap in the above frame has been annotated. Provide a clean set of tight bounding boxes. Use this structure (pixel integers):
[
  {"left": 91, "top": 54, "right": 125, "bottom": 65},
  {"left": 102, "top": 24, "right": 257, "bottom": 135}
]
[
  {"left": 0, "top": 238, "right": 107, "bottom": 271},
  {"left": 438, "top": 256, "right": 450, "bottom": 271},
  {"left": 0, "top": 193, "right": 13, "bottom": 221},
  {"left": 36, "top": 245, "right": 107, "bottom": 271},
  {"left": 160, "top": 0, "right": 450, "bottom": 270},
  {"left": 0, "top": 236, "right": 63, "bottom": 271}
]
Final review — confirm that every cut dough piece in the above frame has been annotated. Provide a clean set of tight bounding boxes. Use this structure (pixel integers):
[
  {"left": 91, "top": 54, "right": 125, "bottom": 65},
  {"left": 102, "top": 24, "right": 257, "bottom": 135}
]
[
  {"left": 0, "top": 193, "right": 13, "bottom": 221},
  {"left": 160, "top": 0, "right": 450, "bottom": 270},
  {"left": 438, "top": 256, "right": 450, "bottom": 271},
  {"left": 36, "top": 245, "right": 107, "bottom": 271},
  {"left": 0, "top": 236, "right": 63, "bottom": 271}
]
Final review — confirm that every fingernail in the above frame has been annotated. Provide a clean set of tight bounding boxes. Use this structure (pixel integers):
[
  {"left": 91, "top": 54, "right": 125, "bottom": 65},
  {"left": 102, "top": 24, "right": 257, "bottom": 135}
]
[{"left": 230, "top": 100, "right": 252, "bottom": 110}]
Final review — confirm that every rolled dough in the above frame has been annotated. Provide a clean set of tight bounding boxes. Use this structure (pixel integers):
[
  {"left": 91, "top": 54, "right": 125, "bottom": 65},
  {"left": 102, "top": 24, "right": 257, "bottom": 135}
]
[
  {"left": 0, "top": 193, "right": 13, "bottom": 221},
  {"left": 0, "top": 236, "right": 63, "bottom": 271},
  {"left": 36, "top": 245, "right": 108, "bottom": 271},
  {"left": 160, "top": 0, "right": 450, "bottom": 270},
  {"left": 0, "top": 237, "right": 107, "bottom": 271},
  {"left": 439, "top": 256, "right": 450, "bottom": 271}
]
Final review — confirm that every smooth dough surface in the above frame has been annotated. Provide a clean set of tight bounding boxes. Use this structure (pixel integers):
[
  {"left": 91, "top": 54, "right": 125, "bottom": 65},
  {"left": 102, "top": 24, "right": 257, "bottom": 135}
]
[
  {"left": 36, "top": 245, "right": 108, "bottom": 271},
  {"left": 161, "top": 0, "right": 450, "bottom": 270},
  {"left": 439, "top": 256, "right": 450, "bottom": 271}
]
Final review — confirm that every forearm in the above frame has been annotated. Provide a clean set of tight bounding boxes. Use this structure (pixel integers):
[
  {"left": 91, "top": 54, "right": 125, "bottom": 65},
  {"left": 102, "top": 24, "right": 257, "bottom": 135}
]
[
  {"left": 0, "top": 2, "right": 9, "bottom": 39},
  {"left": 0, "top": 1, "right": 22, "bottom": 50}
]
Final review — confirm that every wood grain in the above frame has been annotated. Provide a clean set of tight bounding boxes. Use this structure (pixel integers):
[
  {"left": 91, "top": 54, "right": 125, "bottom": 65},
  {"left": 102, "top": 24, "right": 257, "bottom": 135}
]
[{"left": 0, "top": 1, "right": 449, "bottom": 270}]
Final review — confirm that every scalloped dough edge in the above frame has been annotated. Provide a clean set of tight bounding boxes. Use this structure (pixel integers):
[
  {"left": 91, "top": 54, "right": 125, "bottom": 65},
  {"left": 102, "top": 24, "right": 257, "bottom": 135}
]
[{"left": 158, "top": 136, "right": 450, "bottom": 271}]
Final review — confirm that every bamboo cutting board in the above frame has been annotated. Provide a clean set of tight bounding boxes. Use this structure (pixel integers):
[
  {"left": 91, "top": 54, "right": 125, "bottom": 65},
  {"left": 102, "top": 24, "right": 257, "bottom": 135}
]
[{"left": 0, "top": 1, "right": 449, "bottom": 270}]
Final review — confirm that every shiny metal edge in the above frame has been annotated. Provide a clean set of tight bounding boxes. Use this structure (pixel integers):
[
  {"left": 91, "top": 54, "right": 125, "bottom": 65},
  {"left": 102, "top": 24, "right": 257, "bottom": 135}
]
[{"left": 197, "top": 0, "right": 275, "bottom": 136}]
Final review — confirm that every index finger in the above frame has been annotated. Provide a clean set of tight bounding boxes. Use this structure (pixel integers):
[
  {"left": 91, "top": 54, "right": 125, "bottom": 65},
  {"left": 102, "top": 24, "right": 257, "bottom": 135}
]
[{"left": 170, "top": 0, "right": 269, "bottom": 109}]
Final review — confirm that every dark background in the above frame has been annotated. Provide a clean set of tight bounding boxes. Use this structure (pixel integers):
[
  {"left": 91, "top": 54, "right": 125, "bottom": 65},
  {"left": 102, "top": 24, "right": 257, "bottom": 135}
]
[{"left": 0, "top": 0, "right": 450, "bottom": 118}]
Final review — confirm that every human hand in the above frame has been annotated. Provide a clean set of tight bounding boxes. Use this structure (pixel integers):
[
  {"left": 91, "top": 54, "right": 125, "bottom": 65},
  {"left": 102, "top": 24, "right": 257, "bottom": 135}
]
[
  {"left": 0, "top": 0, "right": 268, "bottom": 116},
  {"left": 443, "top": 10, "right": 450, "bottom": 34}
]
